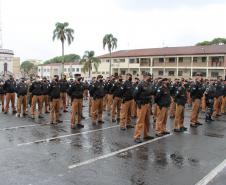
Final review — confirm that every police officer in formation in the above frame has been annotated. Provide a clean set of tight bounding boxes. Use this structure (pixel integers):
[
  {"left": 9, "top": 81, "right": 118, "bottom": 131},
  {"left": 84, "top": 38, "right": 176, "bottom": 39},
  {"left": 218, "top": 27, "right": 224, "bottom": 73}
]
[{"left": 0, "top": 73, "right": 226, "bottom": 144}]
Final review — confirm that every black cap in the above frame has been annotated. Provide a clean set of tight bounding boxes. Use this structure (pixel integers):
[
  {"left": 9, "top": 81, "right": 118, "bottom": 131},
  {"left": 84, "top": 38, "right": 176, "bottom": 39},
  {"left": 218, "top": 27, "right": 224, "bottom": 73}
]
[{"left": 97, "top": 75, "right": 103, "bottom": 79}]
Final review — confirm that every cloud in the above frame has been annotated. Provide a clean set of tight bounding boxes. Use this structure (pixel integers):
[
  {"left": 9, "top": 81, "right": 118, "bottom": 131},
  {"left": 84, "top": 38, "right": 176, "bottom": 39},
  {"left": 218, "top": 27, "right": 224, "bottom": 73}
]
[{"left": 1, "top": 0, "right": 226, "bottom": 61}]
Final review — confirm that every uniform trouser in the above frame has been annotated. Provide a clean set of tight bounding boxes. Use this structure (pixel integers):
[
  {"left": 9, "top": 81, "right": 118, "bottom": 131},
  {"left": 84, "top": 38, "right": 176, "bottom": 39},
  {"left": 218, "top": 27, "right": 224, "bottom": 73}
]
[
  {"left": 89, "top": 97, "right": 93, "bottom": 116},
  {"left": 131, "top": 99, "right": 137, "bottom": 117},
  {"left": 187, "top": 92, "right": 192, "bottom": 105},
  {"left": 17, "top": 95, "right": 27, "bottom": 114},
  {"left": 107, "top": 94, "right": 113, "bottom": 113},
  {"left": 0, "top": 94, "right": 5, "bottom": 112},
  {"left": 134, "top": 104, "right": 150, "bottom": 139},
  {"left": 50, "top": 99, "right": 60, "bottom": 123},
  {"left": 60, "top": 92, "right": 67, "bottom": 111},
  {"left": 213, "top": 97, "right": 221, "bottom": 117},
  {"left": 71, "top": 99, "right": 83, "bottom": 125},
  {"left": 153, "top": 104, "right": 157, "bottom": 121},
  {"left": 221, "top": 96, "right": 226, "bottom": 114},
  {"left": 120, "top": 100, "right": 133, "bottom": 128},
  {"left": 201, "top": 95, "right": 206, "bottom": 112},
  {"left": 31, "top": 95, "right": 43, "bottom": 116},
  {"left": 42, "top": 95, "right": 49, "bottom": 112},
  {"left": 111, "top": 97, "right": 122, "bottom": 120},
  {"left": 169, "top": 97, "right": 176, "bottom": 117},
  {"left": 103, "top": 95, "right": 107, "bottom": 110},
  {"left": 5, "top": 93, "right": 16, "bottom": 113},
  {"left": 190, "top": 99, "right": 201, "bottom": 124},
  {"left": 174, "top": 104, "right": 184, "bottom": 129},
  {"left": 155, "top": 106, "right": 168, "bottom": 134},
  {"left": 92, "top": 98, "right": 103, "bottom": 122}
]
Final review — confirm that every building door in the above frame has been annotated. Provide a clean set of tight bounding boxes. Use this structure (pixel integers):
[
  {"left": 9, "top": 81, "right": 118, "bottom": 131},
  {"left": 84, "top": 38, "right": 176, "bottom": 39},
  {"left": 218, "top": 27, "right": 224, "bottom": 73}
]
[{"left": 4, "top": 63, "right": 8, "bottom": 75}]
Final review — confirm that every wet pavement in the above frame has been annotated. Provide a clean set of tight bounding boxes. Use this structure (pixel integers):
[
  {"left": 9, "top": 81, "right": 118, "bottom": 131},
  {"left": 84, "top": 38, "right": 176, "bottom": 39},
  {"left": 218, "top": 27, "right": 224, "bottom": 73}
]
[{"left": 0, "top": 102, "right": 226, "bottom": 185}]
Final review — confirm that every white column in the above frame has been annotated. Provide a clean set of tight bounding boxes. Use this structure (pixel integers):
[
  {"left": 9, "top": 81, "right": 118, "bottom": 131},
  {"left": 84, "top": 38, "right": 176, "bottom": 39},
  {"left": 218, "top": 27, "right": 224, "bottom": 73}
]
[
  {"left": 150, "top": 58, "right": 153, "bottom": 75},
  {"left": 176, "top": 57, "right": 179, "bottom": 77},
  {"left": 206, "top": 56, "right": 209, "bottom": 79}
]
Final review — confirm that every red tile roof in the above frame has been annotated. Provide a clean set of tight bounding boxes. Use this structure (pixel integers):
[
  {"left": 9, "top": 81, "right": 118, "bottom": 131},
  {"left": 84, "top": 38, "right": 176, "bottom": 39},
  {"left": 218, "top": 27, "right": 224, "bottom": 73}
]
[{"left": 99, "top": 45, "right": 226, "bottom": 59}]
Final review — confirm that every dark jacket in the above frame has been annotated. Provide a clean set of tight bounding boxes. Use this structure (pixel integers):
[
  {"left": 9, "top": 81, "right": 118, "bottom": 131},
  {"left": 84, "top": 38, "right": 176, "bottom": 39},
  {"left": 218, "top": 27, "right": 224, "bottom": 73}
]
[
  {"left": 29, "top": 81, "right": 43, "bottom": 96},
  {"left": 4, "top": 79, "right": 16, "bottom": 93},
  {"left": 59, "top": 79, "right": 69, "bottom": 93},
  {"left": 175, "top": 86, "right": 187, "bottom": 106},
  {"left": 49, "top": 81, "right": 61, "bottom": 99},
  {"left": 190, "top": 81, "right": 204, "bottom": 100},
  {"left": 91, "top": 81, "right": 105, "bottom": 99},
  {"left": 68, "top": 82, "right": 84, "bottom": 100},
  {"left": 111, "top": 81, "right": 123, "bottom": 98},
  {"left": 16, "top": 82, "right": 28, "bottom": 96},
  {"left": 155, "top": 85, "right": 171, "bottom": 108},
  {"left": 133, "top": 80, "right": 154, "bottom": 105},
  {"left": 42, "top": 81, "right": 50, "bottom": 95},
  {"left": 0, "top": 80, "right": 5, "bottom": 94},
  {"left": 120, "top": 80, "right": 133, "bottom": 102}
]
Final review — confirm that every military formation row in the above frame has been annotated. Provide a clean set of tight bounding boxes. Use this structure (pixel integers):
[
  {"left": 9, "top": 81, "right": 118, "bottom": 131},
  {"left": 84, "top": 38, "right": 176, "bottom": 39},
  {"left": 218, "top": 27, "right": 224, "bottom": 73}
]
[{"left": 0, "top": 73, "right": 226, "bottom": 143}]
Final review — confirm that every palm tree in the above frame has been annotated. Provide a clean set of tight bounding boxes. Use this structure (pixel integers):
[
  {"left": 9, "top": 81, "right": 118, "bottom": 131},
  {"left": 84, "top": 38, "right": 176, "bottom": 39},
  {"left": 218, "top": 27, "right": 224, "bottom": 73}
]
[
  {"left": 103, "top": 34, "right": 117, "bottom": 76},
  {"left": 53, "top": 22, "right": 74, "bottom": 76},
  {"left": 80, "top": 51, "right": 100, "bottom": 78}
]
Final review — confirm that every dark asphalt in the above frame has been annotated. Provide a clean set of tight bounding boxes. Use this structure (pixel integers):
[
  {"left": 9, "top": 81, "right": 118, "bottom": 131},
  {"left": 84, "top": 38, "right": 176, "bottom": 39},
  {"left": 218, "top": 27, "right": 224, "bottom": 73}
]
[{"left": 0, "top": 102, "right": 226, "bottom": 185}]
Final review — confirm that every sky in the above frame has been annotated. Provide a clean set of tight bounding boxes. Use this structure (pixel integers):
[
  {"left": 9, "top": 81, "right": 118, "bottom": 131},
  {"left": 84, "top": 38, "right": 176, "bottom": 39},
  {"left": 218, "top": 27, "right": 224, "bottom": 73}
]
[{"left": 1, "top": 0, "right": 226, "bottom": 61}]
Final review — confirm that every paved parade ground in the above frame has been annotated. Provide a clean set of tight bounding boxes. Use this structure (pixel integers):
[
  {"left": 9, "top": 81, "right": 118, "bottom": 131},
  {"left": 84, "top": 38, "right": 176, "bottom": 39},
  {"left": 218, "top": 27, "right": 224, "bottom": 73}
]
[{"left": 0, "top": 101, "right": 226, "bottom": 185}]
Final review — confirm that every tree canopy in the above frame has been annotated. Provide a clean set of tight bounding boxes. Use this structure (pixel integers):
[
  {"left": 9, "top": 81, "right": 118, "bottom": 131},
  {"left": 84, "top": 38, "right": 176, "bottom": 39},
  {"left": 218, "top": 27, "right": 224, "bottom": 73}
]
[
  {"left": 43, "top": 54, "right": 81, "bottom": 65},
  {"left": 196, "top": 38, "right": 226, "bottom": 46},
  {"left": 20, "top": 61, "right": 37, "bottom": 77}
]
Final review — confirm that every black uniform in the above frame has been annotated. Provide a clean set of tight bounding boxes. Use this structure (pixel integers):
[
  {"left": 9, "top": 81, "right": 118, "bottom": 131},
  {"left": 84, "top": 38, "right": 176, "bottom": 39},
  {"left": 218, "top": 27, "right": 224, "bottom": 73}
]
[
  {"left": 205, "top": 84, "right": 216, "bottom": 122},
  {"left": 120, "top": 80, "right": 133, "bottom": 103}
]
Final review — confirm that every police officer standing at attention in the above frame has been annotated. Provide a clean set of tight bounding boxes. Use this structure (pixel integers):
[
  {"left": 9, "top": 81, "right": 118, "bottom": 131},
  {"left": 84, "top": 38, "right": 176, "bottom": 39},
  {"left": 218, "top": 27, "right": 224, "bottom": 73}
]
[
  {"left": 16, "top": 78, "right": 28, "bottom": 117},
  {"left": 90, "top": 75, "right": 105, "bottom": 125},
  {"left": 59, "top": 74, "right": 69, "bottom": 112},
  {"left": 190, "top": 74, "right": 204, "bottom": 127},
  {"left": 133, "top": 72, "right": 154, "bottom": 143},
  {"left": 119, "top": 73, "right": 134, "bottom": 130},
  {"left": 173, "top": 80, "right": 188, "bottom": 132},
  {"left": 29, "top": 76, "right": 43, "bottom": 119},
  {"left": 49, "top": 75, "right": 62, "bottom": 124},
  {"left": 155, "top": 78, "right": 171, "bottom": 137},
  {"left": 205, "top": 81, "right": 215, "bottom": 122},
  {"left": 68, "top": 74, "right": 84, "bottom": 129},
  {"left": 42, "top": 77, "right": 50, "bottom": 114},
  {"left": 0, "top": 79, "right": 5, "bottom": 112},
  {"left": 131, "top": 77, "right": 140, "bottom": 119},
  {"left": 4, "top": 75, "right": 17, "bottom": 114},
  {"left": 111, "top": 75, "right": 123, "bottom": 123}
]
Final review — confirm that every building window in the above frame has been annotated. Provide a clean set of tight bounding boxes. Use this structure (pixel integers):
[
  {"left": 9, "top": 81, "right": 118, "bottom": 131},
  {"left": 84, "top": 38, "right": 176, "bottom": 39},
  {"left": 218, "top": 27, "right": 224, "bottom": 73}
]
[
  {"left": 169, "top": 58, "right": 176, "bottom": 63},
  {"left": 136, "top": 58, "right": 140, "bottom": 63},
  {"left": 193, "top": 57, "right": 198, "bottom": 63},
  {"left": 159, "top": 58, "right": 164, "bottom": 63},
  {"left": 179, "top": 57, "right": 183, "bottom": 63},
  {"left": 129, "top": 59, "right": 135, "bottom": 63},
  {"left": 121, "top": 70, "right": 126, "bottom": 75},
  {"left": 133, "top": 71, "right": 137, "bottom": 75},
  {"left": 158, "top": 70, "right": 164, "bottom": 76},
  {"left": 211, "top": 72, "right": 219, "bottom": 77},
  {"left": 106, "top": 60, "right": 110, "bottom": 63},
  {"left": 76, "top": 68, "right": 79, "bottom": 72},
  {"left": 38, "top": 69, "right": 41, "bottom": 72},
  {"left": 120, "top": 59, "right": 125, "bottom": 63},
  {"left": 178, "top": 71, "right": 183, "bottom": 76},
  {"left": 106, "top": 72, "right": 109, "bottom": 74},
  {"left": 168, "top": 71, "right": 175, "bottom": 76},
  {"left": 202, "top": 57, "right": 207, "bottom": 63},
  {"left": 64, "top": 68, "right": 67, "bottom": 72}
]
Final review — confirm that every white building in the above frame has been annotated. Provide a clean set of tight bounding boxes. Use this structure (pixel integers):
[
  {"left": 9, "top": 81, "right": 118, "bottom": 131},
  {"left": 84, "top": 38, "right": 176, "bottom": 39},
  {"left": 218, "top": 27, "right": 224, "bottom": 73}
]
[
  {"left": 0, "top": 49, "right": 14, "bottom": 76},
  {"left": 38, "top": 62, "right": 85, "bottom": 79}
]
